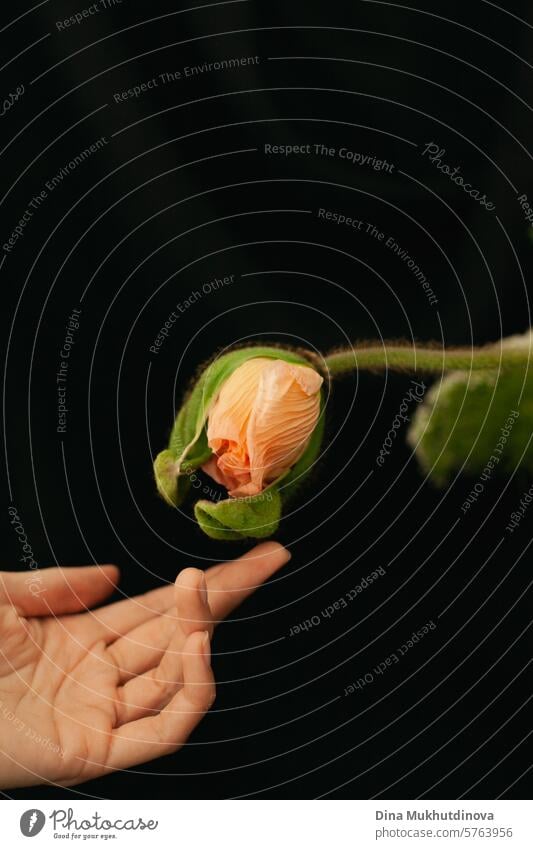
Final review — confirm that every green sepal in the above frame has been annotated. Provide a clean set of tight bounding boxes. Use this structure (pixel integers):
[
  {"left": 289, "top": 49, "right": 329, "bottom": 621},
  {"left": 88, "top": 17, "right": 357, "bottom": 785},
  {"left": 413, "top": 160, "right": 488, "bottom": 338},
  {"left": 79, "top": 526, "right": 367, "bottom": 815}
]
[
  {"left": 154, "top": 450, "right": 188, "bottom": 507},
  {"left": 194, "top": 486, "right": 282, "bottom": 540}
]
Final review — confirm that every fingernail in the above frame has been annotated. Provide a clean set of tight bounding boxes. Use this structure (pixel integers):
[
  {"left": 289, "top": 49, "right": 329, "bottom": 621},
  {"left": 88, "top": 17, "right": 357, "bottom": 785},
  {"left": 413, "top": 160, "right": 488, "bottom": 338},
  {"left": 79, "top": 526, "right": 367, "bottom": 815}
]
[{"left": 201, "top": 630, "right": 211, "bottom": 667}]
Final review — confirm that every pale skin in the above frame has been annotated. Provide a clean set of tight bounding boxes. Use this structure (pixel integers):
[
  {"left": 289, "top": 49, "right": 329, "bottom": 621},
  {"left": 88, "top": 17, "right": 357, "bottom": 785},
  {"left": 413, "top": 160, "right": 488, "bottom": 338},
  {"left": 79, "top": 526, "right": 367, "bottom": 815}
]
[{"left": 0, "top": 541, "right": 290, "bottom": 788}]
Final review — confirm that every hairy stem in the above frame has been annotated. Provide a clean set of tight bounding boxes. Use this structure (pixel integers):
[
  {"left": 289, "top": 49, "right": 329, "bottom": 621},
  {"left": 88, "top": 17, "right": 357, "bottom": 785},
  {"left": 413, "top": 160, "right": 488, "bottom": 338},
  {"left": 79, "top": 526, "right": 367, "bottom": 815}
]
[{"left": 324, "top": 343, "right": 532, "bottom": 376}]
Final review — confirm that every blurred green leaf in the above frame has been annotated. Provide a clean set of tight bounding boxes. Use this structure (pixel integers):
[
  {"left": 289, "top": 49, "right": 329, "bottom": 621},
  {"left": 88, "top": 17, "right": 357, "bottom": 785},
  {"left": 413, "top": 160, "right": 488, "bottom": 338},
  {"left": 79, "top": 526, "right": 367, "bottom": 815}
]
[{"left": 408, "top": 366, "right": 533, "bottom": 485}]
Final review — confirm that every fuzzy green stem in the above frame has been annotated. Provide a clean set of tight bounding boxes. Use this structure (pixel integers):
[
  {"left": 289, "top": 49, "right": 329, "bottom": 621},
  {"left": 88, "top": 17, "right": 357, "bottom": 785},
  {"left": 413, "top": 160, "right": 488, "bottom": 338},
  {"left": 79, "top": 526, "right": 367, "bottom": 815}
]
[{"left": 324, "top": 343, "right": 532, "bottom": 377}]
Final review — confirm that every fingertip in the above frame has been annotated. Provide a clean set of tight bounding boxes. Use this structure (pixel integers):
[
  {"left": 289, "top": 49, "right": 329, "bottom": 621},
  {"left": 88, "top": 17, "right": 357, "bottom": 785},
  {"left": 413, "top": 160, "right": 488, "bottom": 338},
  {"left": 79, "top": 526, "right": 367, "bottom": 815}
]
[
  {"left": 267, "top": 541, "right": 292, "bottom": 563},
  {"left": 99, "top": 564, "right": 120, "bottom": 583},
  {"left": 184, "top": 628, "right": 210, "bottom": 658},
  {"left": 77, "top": 563, "right": 120, "bottom": 585},
  {"left": 248, "top": 541, "right": 292, "bottom": 564},
  {"left": 176, "top": 567, "right": 206, "bottom": 589},
  {"left": 175, "top": 571, "right": 211, "bottom": 641}
]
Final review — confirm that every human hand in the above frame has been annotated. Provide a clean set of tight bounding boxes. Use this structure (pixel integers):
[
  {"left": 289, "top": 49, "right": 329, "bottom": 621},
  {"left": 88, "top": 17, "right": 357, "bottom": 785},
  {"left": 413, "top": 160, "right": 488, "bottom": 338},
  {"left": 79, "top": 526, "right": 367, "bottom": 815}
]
[{"left": 0, "top": 542, "right": 289, "bottom": 788}]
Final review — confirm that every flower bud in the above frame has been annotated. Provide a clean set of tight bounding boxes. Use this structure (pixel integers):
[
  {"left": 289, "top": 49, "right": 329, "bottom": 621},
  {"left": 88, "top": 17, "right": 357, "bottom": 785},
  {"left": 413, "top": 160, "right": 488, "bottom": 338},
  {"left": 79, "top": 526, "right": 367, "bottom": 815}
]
[
  {"left": 203, "top": 357, "right": 323, "bottom": 497},
  {"left": 154, "top": 347, "right": 324, "bottom": 539}
]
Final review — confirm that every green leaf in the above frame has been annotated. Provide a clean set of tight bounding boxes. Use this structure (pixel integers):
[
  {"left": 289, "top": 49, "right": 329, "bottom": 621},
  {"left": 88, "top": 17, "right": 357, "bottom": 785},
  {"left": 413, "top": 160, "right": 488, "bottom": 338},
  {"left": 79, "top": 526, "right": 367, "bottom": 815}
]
[
  {"left": 194, "top": 487, "right": 282, "bottom": 540},
  {"left": 408, "top": 367, "right": 532, "bottom": 485}
]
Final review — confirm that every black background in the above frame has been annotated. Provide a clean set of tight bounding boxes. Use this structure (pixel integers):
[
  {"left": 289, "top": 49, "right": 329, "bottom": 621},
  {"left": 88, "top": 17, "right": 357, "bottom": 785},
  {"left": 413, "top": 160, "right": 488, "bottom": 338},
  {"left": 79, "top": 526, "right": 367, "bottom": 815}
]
[{"left": 2, "top": 0, "right": 532, "bottom": 799}]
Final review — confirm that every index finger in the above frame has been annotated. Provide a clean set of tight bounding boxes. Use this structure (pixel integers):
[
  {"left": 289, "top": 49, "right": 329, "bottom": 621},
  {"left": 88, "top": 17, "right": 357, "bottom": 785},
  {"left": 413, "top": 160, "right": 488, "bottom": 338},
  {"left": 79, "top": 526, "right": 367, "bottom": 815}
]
[{"left": 205, "top": 542, "right": 291, "bottom": 621}]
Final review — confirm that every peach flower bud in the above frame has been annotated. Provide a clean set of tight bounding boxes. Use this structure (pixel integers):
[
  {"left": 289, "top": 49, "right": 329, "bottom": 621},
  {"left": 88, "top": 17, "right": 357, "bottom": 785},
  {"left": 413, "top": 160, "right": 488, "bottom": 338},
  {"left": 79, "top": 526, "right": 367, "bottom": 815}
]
[{"left": 202, "top": 357, "right": 323, "bottom": 498}]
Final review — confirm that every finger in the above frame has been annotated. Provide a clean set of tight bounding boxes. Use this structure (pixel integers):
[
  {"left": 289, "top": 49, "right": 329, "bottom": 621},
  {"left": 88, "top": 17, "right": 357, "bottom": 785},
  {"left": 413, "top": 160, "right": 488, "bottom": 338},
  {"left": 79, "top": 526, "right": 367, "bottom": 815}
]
[
  {"left": 0, "top": 565, "right": 119, "bottom": 616},
  {"left": 110, "top": 545, "right": 288, "bottom": 680},
  {"left": 92, "top": 583, "right": 175, "bottom": 641},
  {"left": 176, "top": 568, "right": 212, "bottom": 638},
  {"left": 108, "top": 608, "right": 177, "bottom": 681},
  {"left": 114, "top": 570, "right": 211, "bottom": 720},
  {"left": 0, "top": 606, "right": 30, "bottom": 668},
  {"left": 115, "top": 612, "right": 184, "bottom": 724},
  {"left": 108, "top": 630, "right": 214, "bottom": 770},
  {"left": 205, "top": 542, "right": 291, "bottom": 621}
]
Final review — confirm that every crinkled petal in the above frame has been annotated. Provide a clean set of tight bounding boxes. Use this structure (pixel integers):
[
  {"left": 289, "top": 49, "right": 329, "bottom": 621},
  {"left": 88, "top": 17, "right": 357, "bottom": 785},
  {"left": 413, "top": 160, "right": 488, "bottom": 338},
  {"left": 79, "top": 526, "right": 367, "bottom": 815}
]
[
  {"left": 205, "top": 356, "right": 322, "bottom": 498},
  {"left": 246, "top": 361, "right": 322, "bottom": 493}
]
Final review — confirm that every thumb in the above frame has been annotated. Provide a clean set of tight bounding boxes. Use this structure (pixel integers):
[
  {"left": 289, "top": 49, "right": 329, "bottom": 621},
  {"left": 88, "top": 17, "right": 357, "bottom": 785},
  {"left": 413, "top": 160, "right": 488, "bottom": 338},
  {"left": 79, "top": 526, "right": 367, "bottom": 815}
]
[
  {"left": 0, "top": 565, "right": 120, "bottom": 616},
  {"left": 175, "top": 568, "right": 213, "bottom": 638}
]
